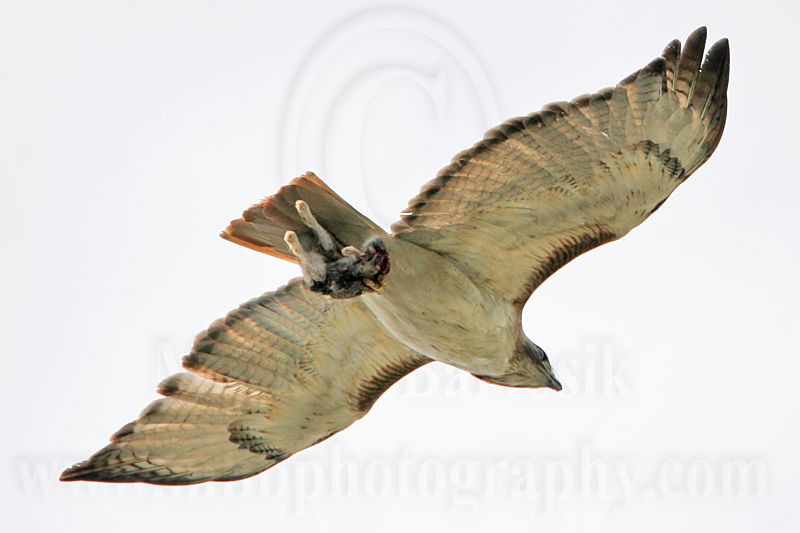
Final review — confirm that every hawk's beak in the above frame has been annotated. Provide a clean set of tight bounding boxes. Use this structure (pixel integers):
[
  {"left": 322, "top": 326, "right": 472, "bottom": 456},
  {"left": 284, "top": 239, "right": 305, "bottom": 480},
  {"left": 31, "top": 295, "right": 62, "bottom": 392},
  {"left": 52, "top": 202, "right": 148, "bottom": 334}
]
[{"left": 547, "top": 376, "right": 562, "bottom": 391}]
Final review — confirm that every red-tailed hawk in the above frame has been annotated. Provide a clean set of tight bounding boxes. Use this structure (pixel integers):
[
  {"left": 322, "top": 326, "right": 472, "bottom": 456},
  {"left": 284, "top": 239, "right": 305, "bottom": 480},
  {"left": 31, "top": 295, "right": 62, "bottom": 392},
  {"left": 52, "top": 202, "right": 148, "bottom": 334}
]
[{"left": 62, "top": 27, "right": 728, "bottom": 484}]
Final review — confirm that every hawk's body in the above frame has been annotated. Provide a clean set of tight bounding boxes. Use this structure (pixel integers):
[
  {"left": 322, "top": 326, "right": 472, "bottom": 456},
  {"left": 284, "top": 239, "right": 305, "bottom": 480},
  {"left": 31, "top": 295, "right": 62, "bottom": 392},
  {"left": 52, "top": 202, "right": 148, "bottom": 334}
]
[
  {"left": 62, "top": 28, "right": 729, "bottom": 484},
  {"left": 364, "top": 234, "right": 519, "bottom": 376}
]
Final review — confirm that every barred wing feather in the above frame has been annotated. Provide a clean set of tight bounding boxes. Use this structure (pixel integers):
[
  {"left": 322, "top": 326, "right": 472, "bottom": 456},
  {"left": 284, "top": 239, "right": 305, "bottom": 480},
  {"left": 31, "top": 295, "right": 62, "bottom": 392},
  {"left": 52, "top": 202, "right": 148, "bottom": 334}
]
[
  {"left": 392, "top": 28, "right": 729, "bottom": 306},
  {"left": 61, "top": 280, "right": 428, "bottom": 484}
]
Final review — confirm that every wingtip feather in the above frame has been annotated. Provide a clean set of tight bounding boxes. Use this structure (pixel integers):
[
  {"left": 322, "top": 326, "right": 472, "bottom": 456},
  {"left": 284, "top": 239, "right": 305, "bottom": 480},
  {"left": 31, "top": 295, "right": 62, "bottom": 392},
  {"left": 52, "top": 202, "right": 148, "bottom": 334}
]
[{"left": 686, "top": 26, "right": 708, "bottom": 49}]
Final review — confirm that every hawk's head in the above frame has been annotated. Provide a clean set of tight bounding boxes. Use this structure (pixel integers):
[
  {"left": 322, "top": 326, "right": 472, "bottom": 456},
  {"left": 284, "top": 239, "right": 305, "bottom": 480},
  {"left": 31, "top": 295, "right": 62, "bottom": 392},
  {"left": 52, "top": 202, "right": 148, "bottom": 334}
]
[{"left": 472, "top": 339, "right": 562, "bottom": 390}]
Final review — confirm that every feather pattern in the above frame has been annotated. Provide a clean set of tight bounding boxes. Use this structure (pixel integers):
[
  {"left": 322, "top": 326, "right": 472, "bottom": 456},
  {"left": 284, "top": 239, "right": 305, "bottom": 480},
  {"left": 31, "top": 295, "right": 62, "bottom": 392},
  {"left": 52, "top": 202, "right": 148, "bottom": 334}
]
[
  {"left": 221, "top": 172, "right": 384, "bottom": 264},
  {"left": 61, "top": 280, "right": 429, "bottom": 484},
  {"left": 392, "top": 28, "right": 729, "bottom": 305}
]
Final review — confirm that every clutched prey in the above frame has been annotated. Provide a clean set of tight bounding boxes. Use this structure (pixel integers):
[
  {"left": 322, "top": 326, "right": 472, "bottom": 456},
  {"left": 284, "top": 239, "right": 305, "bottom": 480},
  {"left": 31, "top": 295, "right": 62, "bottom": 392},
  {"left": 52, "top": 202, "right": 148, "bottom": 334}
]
[{"left": 283, "top": 200, "right": 390, "bottom": 298}]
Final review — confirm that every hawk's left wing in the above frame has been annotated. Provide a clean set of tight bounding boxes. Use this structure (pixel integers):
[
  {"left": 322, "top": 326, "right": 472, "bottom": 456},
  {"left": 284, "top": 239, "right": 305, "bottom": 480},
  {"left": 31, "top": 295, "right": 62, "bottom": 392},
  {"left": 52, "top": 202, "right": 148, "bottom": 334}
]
[
  {"left": 61, "top": 280, "right": 428, "bottom": 484},
  {"left": 392, "top": 28, "right": 728, "bottom": 307}
]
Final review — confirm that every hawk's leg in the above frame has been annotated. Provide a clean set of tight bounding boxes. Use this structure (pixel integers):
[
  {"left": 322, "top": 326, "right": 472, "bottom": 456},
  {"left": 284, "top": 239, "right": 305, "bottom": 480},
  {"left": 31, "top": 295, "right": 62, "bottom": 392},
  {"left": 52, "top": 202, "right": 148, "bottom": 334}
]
[{"left": 284, "top": 201, "right": 390, "bottom": 299}]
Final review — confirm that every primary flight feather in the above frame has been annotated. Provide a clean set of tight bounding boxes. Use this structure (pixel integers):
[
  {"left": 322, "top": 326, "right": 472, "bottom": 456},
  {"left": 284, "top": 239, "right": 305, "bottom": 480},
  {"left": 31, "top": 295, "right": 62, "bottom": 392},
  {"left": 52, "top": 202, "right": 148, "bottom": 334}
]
[{"left": 62, "top": 27, "right": 729, "bottom": 484}]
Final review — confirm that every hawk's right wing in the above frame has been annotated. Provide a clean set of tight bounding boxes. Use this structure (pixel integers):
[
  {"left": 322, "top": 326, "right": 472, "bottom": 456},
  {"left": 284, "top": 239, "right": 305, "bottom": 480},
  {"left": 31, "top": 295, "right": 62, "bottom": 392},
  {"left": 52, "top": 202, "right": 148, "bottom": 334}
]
[
  {"left": 392, "top": 28, "right": 729, "bottom": 307},
  {"left": 61, "top": 280, "right": 428, "bottom": 484}
]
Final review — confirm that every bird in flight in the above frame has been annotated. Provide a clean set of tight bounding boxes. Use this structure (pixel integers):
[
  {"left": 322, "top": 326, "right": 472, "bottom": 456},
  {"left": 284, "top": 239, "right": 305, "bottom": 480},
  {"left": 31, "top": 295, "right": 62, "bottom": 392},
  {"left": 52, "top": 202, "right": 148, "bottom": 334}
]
[{"left": 62, "top": 27, "right": 729, "bottom": 484}]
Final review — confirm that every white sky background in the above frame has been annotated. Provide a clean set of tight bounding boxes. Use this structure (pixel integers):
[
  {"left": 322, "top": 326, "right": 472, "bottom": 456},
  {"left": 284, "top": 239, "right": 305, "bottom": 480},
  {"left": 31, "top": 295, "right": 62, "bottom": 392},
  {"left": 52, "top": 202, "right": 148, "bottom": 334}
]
[{"left": 1, "top": 1, "right": 799, "bottom": 531}]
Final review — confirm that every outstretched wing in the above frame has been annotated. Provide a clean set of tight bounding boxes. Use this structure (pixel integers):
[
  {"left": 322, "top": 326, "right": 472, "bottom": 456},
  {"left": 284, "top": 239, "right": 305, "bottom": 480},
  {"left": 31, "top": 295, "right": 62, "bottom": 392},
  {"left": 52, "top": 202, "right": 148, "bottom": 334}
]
[
  {"left": 61, "top": 280, "right": 428, "bottom": 484},
  {"left": 392, "top": 28, "right": 729, "bottom": 306}
]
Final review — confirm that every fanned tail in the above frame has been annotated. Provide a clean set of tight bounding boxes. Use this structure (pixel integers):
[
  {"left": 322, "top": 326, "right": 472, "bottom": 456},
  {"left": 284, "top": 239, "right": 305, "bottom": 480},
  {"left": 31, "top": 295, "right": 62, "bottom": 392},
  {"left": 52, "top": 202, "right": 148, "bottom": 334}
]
[{"left": 221, "top": 172, "right": 383, "bottom": 263}]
